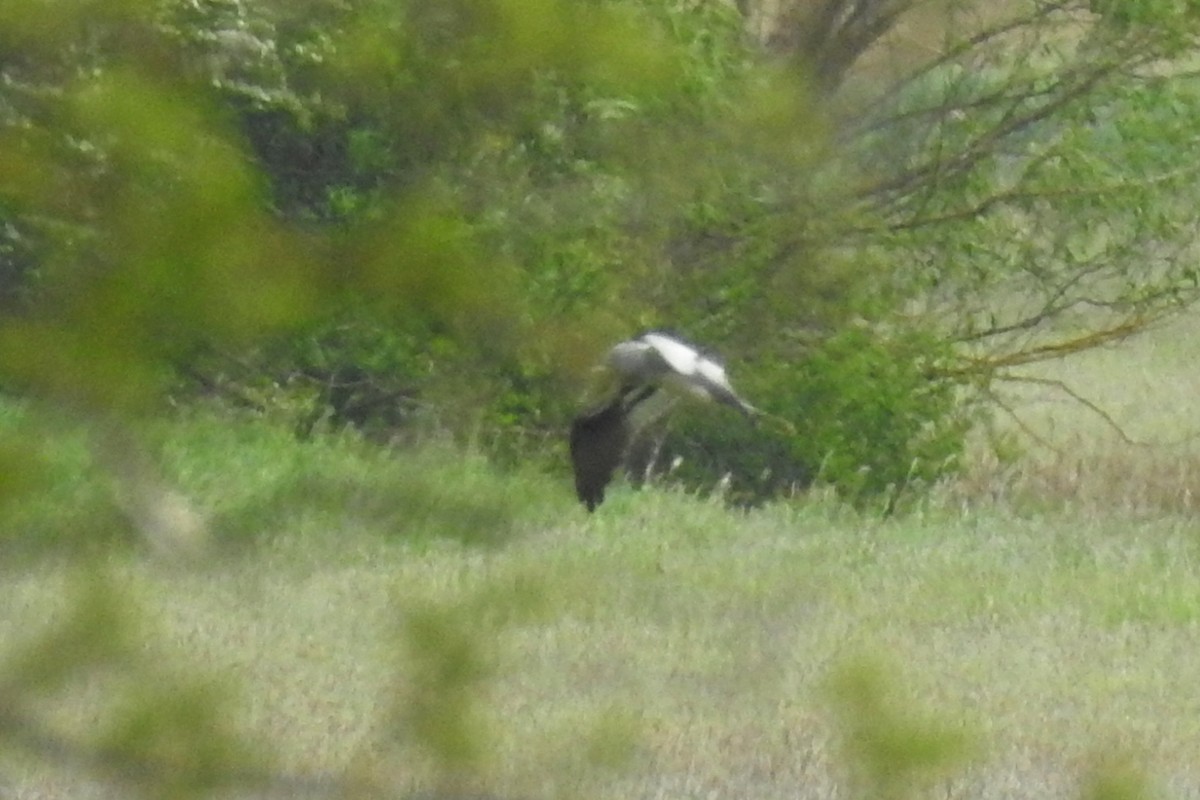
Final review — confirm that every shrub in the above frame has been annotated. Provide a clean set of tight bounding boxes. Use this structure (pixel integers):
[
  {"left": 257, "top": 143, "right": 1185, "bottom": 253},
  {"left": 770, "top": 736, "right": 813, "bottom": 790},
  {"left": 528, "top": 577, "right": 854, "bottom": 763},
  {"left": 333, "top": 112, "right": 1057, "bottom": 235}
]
[{"left": 646, "top": 327, "right": 972, "bottom": 509}]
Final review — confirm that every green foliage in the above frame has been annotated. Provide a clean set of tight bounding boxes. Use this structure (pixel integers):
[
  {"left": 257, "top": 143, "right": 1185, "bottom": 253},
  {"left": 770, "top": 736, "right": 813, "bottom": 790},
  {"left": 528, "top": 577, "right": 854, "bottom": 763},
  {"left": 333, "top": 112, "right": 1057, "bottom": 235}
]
[
  {"left": 0, "top": 0, "right": 686, "bottom": 405},
  {"left": 655, "top": 327, "right": 971, "bottom": 508},
  {"left": 1080, "top": 754, "right": 1157, "bottom": 800},
  {"left": 0, "top": 402, "right": 127, "bottom": 555},
  {"left": 0, "top": 398, "right": 561, "bottom": 561},
  {"left": 1089, "top": 0, "right": 1200, "bottom": 51},
  {"left": 827, "top": 659, "right": 975, "bottom": 800},
  {"left": 393, "top": 603, "right": 494, "bottom": 777},
  {"left": 150, "top": 409, "right": 561, "bottom": 548},
  {"left": 6, "top": 0, "right": 1200, "bottom": 798},
  {"left": 388, "top": 575, "right": 548, "bottom": 783},
  {"left": 0, "top": 570, "right": 264, "bottom": 800},
  {"left": 1, "top": 0, "right": 968, "bottom": 506},
  {"left": 6, "top": 0, "right": 1200, "bottom": 514},
  {"left": 125, "top": 0, "right": 835, "bottom": 498},
  {"left": 0, "top": 64, "right": 321, "bottom": 408},
  {"left": 781, "top": 328, "right": 972, "bottom": 504}
]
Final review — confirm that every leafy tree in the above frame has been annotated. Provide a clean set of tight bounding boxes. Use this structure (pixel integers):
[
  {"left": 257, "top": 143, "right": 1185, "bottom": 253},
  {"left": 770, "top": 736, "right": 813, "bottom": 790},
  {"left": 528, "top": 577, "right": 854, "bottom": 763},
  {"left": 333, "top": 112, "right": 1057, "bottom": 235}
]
[
  {"left": 609, "top": 0, "right": 1200, "bottom": 500},
  {"left": 7, "top": 0, "right": 1199, "bottom": 507},
  {"left": 732, "top": 0, "right": 1200, "bottom": 412}
]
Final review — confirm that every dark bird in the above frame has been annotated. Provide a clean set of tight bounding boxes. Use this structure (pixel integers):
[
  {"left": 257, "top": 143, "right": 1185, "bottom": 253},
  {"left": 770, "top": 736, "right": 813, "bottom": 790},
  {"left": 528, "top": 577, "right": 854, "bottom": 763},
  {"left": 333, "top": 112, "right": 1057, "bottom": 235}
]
[{"left": 569, "top": 331, "right": 759, "bottom": 511}]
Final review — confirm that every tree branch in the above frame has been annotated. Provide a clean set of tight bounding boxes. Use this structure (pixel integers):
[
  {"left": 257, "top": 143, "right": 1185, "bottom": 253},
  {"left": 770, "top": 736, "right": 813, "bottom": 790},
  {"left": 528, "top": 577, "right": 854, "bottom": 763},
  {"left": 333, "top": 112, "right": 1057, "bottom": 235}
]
[
  {"left": 991, "top": 373, "right": 1141, "bottom": 445},
  {"left": 855, "top": 58, "right": 1125, "bottom": 211}
]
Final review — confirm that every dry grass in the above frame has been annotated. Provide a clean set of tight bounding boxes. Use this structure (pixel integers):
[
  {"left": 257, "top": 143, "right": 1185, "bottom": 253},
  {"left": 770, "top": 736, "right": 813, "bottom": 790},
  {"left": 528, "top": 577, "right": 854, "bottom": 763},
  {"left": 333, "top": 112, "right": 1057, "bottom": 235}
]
[{"left": 953, "top": 312, "right": 1200, "bottom": 515}]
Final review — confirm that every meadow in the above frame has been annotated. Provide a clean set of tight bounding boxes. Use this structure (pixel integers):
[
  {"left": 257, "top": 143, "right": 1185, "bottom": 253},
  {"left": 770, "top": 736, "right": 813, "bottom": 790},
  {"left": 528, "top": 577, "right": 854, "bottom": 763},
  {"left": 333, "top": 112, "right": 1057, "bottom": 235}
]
[{"left": 2, "top": 318, "right": 1200, "bottom": 800}]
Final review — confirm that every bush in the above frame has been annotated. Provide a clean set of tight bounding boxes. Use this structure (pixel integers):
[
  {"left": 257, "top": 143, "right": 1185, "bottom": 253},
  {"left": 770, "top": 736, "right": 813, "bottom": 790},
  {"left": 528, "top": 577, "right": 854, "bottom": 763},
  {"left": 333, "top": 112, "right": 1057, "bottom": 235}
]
[
  {"left": 784, "top": 328, "right": 972, "bottom": 506},
  {"left": 644, "top": 327, "right": 972, "bottom": 509}
]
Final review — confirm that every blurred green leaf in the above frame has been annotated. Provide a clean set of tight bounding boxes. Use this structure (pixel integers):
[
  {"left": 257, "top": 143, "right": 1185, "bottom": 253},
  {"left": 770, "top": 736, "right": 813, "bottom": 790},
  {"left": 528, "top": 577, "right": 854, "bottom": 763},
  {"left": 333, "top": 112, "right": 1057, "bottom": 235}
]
[
  {"left": 0, "top": 569, "right": 134, "bottom": 698},
  {"left": 828, "top": 659, "right": 976, "bottom": 800}
]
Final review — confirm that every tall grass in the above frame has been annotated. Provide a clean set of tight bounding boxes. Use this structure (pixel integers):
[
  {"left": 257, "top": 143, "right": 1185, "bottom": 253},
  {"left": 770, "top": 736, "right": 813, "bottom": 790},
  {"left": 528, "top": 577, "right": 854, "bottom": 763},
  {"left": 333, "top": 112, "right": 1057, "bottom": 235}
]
[
  {"left": 0, "top": 400, "right": 565, "bottom": 562},
  {"left": 5, "top": 495, "right": 1198, "bottom": 798},
  {"left": 4, "top": 315, "right": 1200, "bottom": 799},
  {"left": 2, "top": 401, "right": 1200, "bottom": 798}
]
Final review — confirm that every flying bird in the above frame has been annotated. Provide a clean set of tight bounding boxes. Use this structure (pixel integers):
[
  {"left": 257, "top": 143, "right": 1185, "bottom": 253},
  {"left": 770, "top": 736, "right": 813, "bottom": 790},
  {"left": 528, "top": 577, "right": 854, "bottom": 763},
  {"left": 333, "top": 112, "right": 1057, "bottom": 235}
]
[{"left": 569, "top": 331, "right": 760, "bottom": 511}]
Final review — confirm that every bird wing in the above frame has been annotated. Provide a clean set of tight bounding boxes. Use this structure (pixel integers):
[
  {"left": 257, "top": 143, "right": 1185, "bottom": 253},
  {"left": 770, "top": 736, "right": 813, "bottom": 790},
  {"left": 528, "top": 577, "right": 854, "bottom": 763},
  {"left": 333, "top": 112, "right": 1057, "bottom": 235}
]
[
  {"left": 569, "top": 400, "right": 631, "bottom": 512},
  {"left": 643, "top": 332, "right": 757, "bottom": 416},
  {"left": 640, "top": 332, "right": 701, "bottom": 377},
  {"left": 694, "top": 358, "right": 757, "bottom": 416}
]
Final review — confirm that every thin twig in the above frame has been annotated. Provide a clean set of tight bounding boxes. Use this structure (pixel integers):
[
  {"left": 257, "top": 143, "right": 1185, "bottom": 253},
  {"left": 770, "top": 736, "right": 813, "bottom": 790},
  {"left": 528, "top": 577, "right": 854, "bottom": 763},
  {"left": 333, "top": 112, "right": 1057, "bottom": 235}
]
[
  {"left": 983, "top": 386, "right": 1068, "bottom": 456},
  {"left": 992, "top": 373, "right": 1143, "bottom": 446}
]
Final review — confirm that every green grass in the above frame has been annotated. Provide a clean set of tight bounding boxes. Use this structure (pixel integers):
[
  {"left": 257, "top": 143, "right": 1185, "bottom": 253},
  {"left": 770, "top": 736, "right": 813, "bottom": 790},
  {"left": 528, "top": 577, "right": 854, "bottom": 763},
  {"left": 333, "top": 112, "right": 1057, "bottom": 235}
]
[
  {"left": 0, "top": 402, "right": 564, "bottom": 560},
  {"left": 4, "top": 311, "right": 1200, "bottom": 800},
  {"left": 2, "top": 406, "right": 1200, "bottom": 799}
]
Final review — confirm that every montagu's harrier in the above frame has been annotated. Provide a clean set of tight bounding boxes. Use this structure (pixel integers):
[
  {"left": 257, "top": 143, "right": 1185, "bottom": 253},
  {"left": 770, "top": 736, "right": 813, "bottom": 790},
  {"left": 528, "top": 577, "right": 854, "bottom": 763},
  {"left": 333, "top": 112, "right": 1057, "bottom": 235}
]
[{"left": 569, "top": 331, "right": 759, "bottom": 511}]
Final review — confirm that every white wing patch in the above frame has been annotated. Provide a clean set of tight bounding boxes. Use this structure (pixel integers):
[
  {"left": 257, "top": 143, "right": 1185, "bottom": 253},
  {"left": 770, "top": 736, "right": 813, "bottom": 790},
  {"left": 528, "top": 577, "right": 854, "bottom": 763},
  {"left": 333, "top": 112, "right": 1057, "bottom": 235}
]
[
  {"left": 643, "top": 332, "right": 737, "bottom": 392},
  {"left": 695, "top": 357, "right": 735, "bottom": 393},
  {"left": 641, "top": 332, "right": 702, "bottom": 376}
]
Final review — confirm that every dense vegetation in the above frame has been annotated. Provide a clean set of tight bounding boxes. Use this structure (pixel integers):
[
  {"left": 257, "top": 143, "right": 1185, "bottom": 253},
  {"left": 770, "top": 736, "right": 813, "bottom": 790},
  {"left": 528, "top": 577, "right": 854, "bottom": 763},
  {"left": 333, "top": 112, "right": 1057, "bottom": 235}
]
[
  {"left": 3, "top": 0, "right": 1200, "bottom": 797},
  {"left": 5, "top": 0, "right": 1198, "bottom": 506}
]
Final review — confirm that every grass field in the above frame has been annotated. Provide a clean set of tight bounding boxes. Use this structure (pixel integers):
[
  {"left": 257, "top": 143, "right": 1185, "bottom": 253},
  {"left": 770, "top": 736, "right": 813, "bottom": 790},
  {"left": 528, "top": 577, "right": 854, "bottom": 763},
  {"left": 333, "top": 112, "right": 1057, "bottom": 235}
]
[
  {"left": 3, "top": 319, "right": 1200, "bottom": 800},
  {"left": 4, "top": 496, "right": 1199, "bottom": 799}
]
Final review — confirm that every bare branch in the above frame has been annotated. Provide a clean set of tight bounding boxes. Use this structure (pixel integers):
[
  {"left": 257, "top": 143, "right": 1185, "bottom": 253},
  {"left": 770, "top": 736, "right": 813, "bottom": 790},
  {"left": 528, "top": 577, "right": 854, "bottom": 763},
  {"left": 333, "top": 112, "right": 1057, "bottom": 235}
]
[
  {"left": 880, "top": 156, "right": 1200, "bottom": 234},
  {"left": 941, "top": 312, "right": 1169, "bottom": 379},
  {"left": 850, "top": 0, "right": 1079, "bottom": 129},
  {"left": 983, "top": 385, "right": 1070, "bottom": 456},
  {"left": 855, "top": 59, "right": 1124, "bottom": 211},
  {"left": 992, "top": 373, "right": 1142, "bottom": 445}
]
